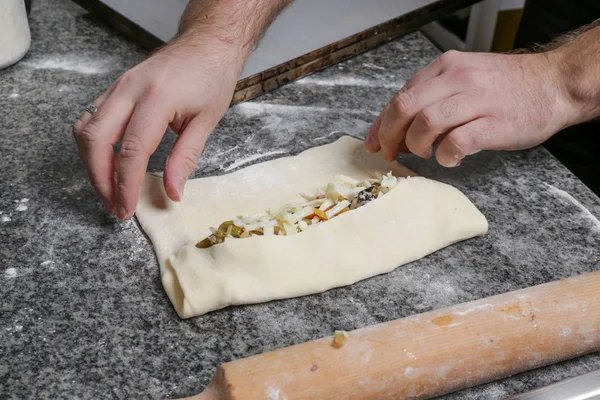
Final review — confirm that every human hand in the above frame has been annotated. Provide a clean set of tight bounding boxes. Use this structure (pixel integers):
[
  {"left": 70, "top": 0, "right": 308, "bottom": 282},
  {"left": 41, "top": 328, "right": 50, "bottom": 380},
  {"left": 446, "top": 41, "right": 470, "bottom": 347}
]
[
  {"left": 73, "top": 35, "right": 244, "bottom": 220},
  {"left": 364, "top": 50, "right": 579, "bottom": 167}
]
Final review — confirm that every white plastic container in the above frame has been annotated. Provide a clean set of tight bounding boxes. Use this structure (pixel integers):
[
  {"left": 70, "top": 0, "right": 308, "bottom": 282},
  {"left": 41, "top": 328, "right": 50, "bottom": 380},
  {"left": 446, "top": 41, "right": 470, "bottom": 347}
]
[{"left": 0, "top": 0, "right": 31, "bottom": 70}]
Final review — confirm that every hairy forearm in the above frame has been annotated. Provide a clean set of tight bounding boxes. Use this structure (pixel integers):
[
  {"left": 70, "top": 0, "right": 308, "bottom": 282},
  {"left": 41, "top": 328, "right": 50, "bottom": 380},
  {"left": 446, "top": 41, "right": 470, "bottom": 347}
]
[
  {"left": 178, "top": 0, "right": 291, "bottom": 56},
  {"left": 545, "top": 19, "right": 600, "bottom": 124}
]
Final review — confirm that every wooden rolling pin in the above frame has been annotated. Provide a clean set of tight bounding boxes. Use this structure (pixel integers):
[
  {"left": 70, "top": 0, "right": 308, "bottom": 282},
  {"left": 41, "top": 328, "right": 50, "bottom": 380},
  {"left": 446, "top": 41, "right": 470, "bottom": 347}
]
[{"left": 187, "top": 270, "right": 600, "bottom": 399}]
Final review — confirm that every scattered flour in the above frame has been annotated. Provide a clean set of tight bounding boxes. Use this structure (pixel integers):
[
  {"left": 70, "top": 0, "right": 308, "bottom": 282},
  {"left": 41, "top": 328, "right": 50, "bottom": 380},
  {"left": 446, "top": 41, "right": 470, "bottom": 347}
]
[
  {"left": 5, "top": 268, "right": 17, "bottom": 278},
  {"left": 23, "top": 55, "right": 111, "bottom": 74},
  {"left": 295, "top": 76, "right": 405, "bottom": 89},
  {"left": 265, "top": 387, "right": 286, "bottom": 400},
  {"left": 543, "top": 183, "right": 600, "bottom": 232},
  {"left": 14, "top": 198, "right": 29, "bottom": 212},
  {"left": 8, "top": 93, "right": 19, "bottom": 98},
  {"left": 235, "top": 102, "right": 329, "bottom": 117},
  {"left": 453, "top": 303, "right": 495, "bottom": 316},
  {"left": 363, "top": 62, "right": 386, "bottom": 70},
  {"left": 235, "top": 101, "right": 377, "bottom": 119},
  {"left": 224, "top": 150, "right": 288, "bottom": 172}
]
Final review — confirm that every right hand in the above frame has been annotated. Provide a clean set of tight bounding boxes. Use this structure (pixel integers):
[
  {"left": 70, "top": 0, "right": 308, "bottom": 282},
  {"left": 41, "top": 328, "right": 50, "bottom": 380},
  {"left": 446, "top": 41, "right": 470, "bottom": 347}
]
[
  {"left": 73, "top": 34, "right": 244, "bottom": 220},
  {"left": 364, "top": 50, "right": 580, "bottom": 166}
]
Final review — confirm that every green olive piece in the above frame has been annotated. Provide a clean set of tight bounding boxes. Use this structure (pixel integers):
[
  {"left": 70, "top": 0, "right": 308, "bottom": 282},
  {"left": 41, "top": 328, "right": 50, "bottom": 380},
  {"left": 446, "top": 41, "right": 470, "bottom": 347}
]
[
  {"left": 230, "top": 224, "right": 244, "bottom": 238},
  {"left": 216, "top": 220, "right": 235, "bottom": 238}
]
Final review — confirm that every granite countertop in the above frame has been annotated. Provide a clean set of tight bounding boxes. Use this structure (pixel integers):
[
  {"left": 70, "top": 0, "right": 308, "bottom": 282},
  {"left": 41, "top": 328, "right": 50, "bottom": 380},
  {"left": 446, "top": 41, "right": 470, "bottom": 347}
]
[{"left": 2, "top": 0, "right": 600, "bottom": 399}]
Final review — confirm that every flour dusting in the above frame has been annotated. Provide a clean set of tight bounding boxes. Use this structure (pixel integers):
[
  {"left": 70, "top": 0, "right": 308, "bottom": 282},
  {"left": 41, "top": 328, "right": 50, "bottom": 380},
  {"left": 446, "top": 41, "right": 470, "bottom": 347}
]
[
  {"left": 543, "top": 183, "right": 600, "bottom": 231},
  {"left": 235, "top": 102, "right": 329, "bottom": 117},
  {"left": 224, "top": 150, "right": 287, "bottom": 172},
  {"left": 23, "top": 55, "right": 111, "bottom": 74},
  {"left": 8, "top": 93, "right": 19, "bottom": 98},
  {"left": 265, "top": 387, "right": 287, "bottom": 400},
  {"left": 235, "top": 101, "right": 377, "bottom": 119},
  {"left": 453, "top": 303, "right": 495, "bottom": 316},
  {"left": 295, "top": 76, "right": 405, "bottom": 89},
  {"left": 5, "top": 268, "right": 17, "bottom": 278},
  {"left": 363, "top": 63, "right": 386, "bottom": 70}
]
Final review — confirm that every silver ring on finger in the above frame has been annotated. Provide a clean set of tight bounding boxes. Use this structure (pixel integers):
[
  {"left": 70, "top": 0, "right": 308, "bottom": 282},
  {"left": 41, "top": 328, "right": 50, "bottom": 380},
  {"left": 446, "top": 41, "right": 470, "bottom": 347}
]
[{"left": 85, "top": 103, "right": 99, "bottom": 115}]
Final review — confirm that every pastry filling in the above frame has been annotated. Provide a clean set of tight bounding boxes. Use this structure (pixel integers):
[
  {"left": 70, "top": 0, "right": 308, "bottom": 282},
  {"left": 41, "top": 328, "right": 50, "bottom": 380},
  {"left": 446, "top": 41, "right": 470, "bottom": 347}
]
[{"left": 196, "top": 172, "right": 401, "bottom": 248}]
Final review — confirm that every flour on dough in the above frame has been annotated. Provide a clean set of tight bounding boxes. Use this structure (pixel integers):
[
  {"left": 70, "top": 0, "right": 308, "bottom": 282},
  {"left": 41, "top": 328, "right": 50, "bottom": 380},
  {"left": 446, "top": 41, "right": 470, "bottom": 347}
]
[{"left": 136, "top": 136, "right": 488, "bottom": 318}]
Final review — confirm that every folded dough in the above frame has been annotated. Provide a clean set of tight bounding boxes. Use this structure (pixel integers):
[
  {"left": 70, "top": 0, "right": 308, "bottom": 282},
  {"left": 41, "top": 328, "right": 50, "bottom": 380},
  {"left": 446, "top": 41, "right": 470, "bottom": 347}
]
[{"left": 136, "top": 136, "right": 488, "bottom": 318}]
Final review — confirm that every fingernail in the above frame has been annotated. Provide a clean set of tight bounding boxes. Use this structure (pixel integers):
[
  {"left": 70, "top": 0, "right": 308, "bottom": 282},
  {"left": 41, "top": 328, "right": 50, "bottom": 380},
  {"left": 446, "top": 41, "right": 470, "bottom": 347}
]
[
  {"left": 103, "top": 200, "right": 114, "bottom": 215},
  {"left": 365, "top": 136, "right": 375, "bottom": 152},
  {"left": 439, "top": 140, "right": 465, "bottom": 167},
  {"left": 422, "top": 147, "right": 433, "bottom": 159},
  {"left": 117, "top": 204, "right": 128, "bottom": 220}
]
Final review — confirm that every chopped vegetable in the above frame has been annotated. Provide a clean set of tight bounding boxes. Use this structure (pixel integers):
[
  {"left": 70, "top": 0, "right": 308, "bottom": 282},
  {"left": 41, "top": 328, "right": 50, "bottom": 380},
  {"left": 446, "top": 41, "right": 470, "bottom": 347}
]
[
  {"left": 314, "top": 208, "right": 328, "bottom": 221},
  {"left": 196, "top": 171, "right": 401, "bottom": 248}
]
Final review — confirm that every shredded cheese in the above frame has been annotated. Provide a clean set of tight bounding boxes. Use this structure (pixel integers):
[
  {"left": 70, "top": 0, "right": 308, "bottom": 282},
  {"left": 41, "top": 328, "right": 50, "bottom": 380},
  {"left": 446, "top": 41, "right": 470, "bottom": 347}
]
[{"left": 196, "top": 171, "right": 402, "bottom": 248}]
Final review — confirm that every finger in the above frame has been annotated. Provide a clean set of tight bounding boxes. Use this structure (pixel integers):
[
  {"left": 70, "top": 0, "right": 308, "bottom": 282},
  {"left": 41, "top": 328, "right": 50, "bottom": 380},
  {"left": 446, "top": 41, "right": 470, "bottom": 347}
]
[
  {"left": 405, "top": 93, "right": 481, "bottom": 158},
  {"left": 73, "top": 83, "right": 117, "bottom": 133},
  {"left": 365, "top": 111, "right": 384, "bottom": 153},
  {"left": 435, "top": 117, "right": 495, "bottom": 167},
  {"left": 116, "top": 103, "right": 169, "bottom": 220},
  {"left": 73, "top": 94, "right": 135, "bottom": 213},
  {"left": 401, "top": 52, "right": 446, "bottom": 92},
  {"left": 163, "top": 117, "right": 212, "bottom": 201},
  {"left": 365, "top": 56, "right": 446, "bottom": 154},
  {"left": 378, "top": 75, "right": 462, "bottom": 161}
]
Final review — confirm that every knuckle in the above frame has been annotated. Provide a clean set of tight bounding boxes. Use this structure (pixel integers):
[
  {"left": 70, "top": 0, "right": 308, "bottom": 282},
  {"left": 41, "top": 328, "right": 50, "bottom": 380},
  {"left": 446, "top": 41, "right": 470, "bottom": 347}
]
[
  {"left": 72, "top": 119, "right": 83, "bottom": 138},
  {"left": 455, "top": 67, "right": 483, "bottom": 88},
  {"left": 76, "top": 119, "right": 102, "bottom": 149},
  {"left": 119, "top": 135, "right": 146, "bottom": 159},
  {"left": 116, "top": 70, "right": 135, "bottom": 88},
  {"left": 142, "top": 82, "right": 164, "bottom": 100},
  {"left": 177, "top": 147, "right": 202, "bottom": 172},
  {"left": 419, "top": 108, "right": 438, "bottom": 130},
  {"left": 438, "top": 98, "right": 460, "bottom": 120},
  {"left": 439, "top": 50, "right": 460, "bottom": 65},
  {"left": 117, "top": 177, "right": 129, "bottom": 189},
  {"left": 89, "top": 175, "right": 111, "bottom": 193},
  {"left": 391, "top": 91, "right": 414, "bottom": 115}
]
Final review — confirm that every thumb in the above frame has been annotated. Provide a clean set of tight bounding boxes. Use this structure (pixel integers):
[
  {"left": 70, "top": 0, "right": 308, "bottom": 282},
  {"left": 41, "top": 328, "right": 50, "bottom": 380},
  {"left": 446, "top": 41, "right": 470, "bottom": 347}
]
[{"left": 163, "top": 117, "right": 212, "bottom": 201}]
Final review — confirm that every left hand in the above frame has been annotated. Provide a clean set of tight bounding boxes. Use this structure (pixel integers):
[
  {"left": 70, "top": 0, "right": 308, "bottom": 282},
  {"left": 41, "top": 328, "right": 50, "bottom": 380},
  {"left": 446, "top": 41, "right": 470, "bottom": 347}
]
[
  {"left": 72, "top": 34, "right": 243, "bottom": 219},
  {"left": 364, "top": 50, "right": 578, "bottom": 166}
]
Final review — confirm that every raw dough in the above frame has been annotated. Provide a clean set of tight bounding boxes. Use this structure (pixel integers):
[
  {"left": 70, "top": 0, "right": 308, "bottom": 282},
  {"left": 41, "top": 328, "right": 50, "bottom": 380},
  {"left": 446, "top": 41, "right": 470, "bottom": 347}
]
[{"left": 136, "top": 136, "right": 488, "bottom": 318}]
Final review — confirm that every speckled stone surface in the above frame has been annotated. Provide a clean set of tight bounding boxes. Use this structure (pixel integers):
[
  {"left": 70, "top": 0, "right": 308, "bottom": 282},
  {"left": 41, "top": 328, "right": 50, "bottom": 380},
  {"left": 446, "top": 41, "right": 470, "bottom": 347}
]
[{"left": 2, "top": 1, "right": 600, "bottom": 399}]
